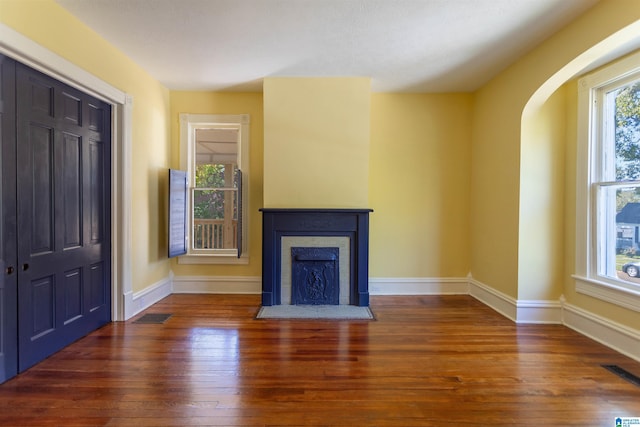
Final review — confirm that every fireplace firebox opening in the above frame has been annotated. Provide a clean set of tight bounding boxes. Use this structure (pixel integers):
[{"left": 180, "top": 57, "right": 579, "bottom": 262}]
[{"left": 291, "top": 247, "right": 339, "bottom": 305}]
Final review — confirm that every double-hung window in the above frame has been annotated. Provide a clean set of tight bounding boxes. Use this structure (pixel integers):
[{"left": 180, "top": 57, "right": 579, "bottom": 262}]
[
  {"left": 576, "top": 50, "right": 640, "bottom": 310},
  {"left": 177, "top": 114, "right": 249, "bottom": 264}
]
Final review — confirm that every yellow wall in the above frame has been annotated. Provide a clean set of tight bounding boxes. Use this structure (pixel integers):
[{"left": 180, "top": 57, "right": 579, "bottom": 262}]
[
  {"left": 369, "top": 93, "right": 472, "bottom": 278},
  {"left": 0, "top": 0, "right": 172, "bottom": 292},
  {"left": 169, "top": 91, "right": 264, "bottom": 277},
  {"left": 472, "top": 0, "right": 640, "bottom": 330},
  {"left": 470, "top": 80, "right": 522, "bottom": 298},
  {"left": 263, "top": 77, "right": 371, "bottom": 208},
  {"left": 518, "top": 87, "right": 566, "bottom": 301}
]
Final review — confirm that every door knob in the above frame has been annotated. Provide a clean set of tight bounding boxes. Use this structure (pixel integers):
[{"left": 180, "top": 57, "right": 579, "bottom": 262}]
[
  {"left": 22, "top": 263, "right": 29, "bottom": 271},
  {"left": 6, "top": 266, "right": 14, "bottom": 275}
]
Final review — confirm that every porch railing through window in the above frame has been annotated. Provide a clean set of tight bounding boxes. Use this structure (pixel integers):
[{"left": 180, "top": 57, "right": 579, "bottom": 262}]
[{"left": 193, "top": 219, "right": 238, "bottom": 249}]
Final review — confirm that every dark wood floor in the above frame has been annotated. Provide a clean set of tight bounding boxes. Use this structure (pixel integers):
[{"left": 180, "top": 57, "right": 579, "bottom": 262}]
[{"left": 1, "top": 294, "right": 639, "bottom": 426}]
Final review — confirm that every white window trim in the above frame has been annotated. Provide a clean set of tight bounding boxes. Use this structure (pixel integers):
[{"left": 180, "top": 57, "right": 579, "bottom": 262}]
[
  {"left": 178, "top": 113, "right": 250, "bottom": 265},
  {"left": 575, "top": 49, "right": 640, "bottom": 312}
]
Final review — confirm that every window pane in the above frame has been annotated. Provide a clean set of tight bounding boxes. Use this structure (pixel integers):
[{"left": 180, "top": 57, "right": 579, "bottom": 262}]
[
  {"left": 613, "top": 80, "right": 640, "bottom": 181},
  {"left": 195, "top": 127, "right": 238, "bottom": 188},
  {"left": 192, "top": 127, "right": 239, "bottom": 250},
  {"left": 600, "top": 184, "right": 640, "bottom": 284},
  {"left": 597, "top": 79, "right": 640, "bottom": 284},
  {"left": 192, "top": 188, "right": 238, "bottom": 250}
]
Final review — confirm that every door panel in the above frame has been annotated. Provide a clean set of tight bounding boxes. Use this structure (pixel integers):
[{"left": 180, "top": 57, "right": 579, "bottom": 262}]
[
  {"left": 63, "top": 268, "right": 82, "bottom": 323},
  {"left": 16, "top": 63, "right": 111, "bottom": 371},
  {"left": 89, "top": 261, "right": 106, "bottom": 311},
  {"left": 0, "top": 55, "right": 17, "bottom": 383},
  {"left": 31, "top": 275, "right": 55, "bottom": 339},
  {"left": 62, "top": 132, "right": 82, "bottom": 249},
  {"left": 29, "top": 124, "right": 55, "bottom": 254},
  {"left": 89, "top": 138, "right": 105, "bottom": 243}
]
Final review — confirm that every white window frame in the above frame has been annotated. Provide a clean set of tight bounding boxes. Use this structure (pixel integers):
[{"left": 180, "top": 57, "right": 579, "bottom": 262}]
[
  {"left": 575, "top": 50, "right": 640, "bottom": 311},
  {"left": 178, "top": 113, "right": 249, "bottom": 265}
]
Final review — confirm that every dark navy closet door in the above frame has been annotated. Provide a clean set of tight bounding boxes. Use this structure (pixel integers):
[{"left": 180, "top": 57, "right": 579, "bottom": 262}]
[
  {"left": 0, "top": 55, "right": 18, "bottom": 383},
  {"left": 15, "top": 63, "right": 111, "bottom": 371}
]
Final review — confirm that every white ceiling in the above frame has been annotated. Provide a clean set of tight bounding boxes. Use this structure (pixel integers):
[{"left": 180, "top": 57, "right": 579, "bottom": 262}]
[{"left": 54, "top": 0, "right": 601, "bottom": 93}]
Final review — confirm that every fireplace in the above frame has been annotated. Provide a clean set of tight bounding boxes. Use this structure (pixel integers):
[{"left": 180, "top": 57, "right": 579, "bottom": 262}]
[{"left": 260, "top": 208, "right": 372, "bottom": 307}]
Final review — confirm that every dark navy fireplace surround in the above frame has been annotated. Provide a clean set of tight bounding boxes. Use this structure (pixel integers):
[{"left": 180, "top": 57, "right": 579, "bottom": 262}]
[{"left": 260, "top": 208, "right": 373, "bottom": 307}]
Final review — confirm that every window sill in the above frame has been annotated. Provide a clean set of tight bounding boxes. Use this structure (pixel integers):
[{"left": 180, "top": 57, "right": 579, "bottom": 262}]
[
  {"left": 573, "top": 274, "right": 640, "bottom": 312},
  {"left": 177, "top": 254, "right": 249, "bottom": 265}
]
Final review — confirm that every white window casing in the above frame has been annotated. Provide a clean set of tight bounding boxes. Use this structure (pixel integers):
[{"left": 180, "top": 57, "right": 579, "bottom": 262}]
[
  {"left": 178, "top": 114, "right": 250, "bottom": 265},
  {"left": 575, "top": 50, "right": 640, "bottom": 311}
]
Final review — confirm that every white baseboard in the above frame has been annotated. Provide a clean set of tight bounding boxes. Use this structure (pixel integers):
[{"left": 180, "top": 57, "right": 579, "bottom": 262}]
[
  {"left": 516, "top": 300, "right": 562, "bottom": 324},
  {"left": 516, "top": 300, "right": 564, "bottom": 324},
  {"left": 130, "top": 273, "right": 173, "bottom": 317},
  {"left": 469, "top": 278, "right": 564, "bottom": 324},
  {"left": 123, "top": 291, "right": 134, "bottom": 320},
  {"left": 369, "top": 277, "right": 469, "bottom": 295},
  {"left": 563, "top": 302, "right": 640, "bottom": 363},
  {"left": 172, "top": 275, "right": 261, "bottom": 294},
  {"left": 172, "top": 276, "right": 468, "bottom": 296},
  {"left": 468, "top": 278, "right": 518, "bottom": 321}
]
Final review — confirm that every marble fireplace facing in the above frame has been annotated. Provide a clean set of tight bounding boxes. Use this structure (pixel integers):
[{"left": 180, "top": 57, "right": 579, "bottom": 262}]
[{"left": 260, "top": 209, "right": 372, "bottom": 307}]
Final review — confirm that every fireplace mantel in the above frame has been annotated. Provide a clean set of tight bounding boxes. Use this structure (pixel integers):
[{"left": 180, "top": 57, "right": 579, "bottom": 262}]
[{"left": 260, "top": 208, "right": 373, "bottom": 307}]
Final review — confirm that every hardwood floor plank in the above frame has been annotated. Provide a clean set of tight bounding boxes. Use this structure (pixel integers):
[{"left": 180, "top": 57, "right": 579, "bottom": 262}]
[{"left": 0, "top": 294, "right": 638, "bottom": 426}]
